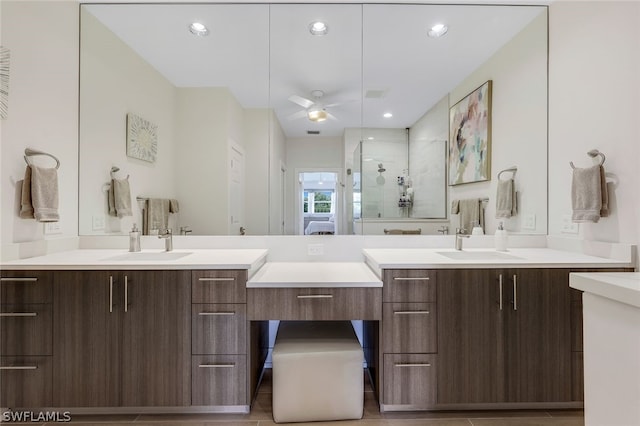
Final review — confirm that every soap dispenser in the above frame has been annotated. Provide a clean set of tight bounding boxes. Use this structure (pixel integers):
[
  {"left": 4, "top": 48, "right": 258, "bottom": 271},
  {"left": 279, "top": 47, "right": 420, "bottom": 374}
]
[
  {"left": 495, "top": 222, "right": 508, "bottom": 252},
  {"left": 129, "top": 224, "right": 141, "bottom": 252}
]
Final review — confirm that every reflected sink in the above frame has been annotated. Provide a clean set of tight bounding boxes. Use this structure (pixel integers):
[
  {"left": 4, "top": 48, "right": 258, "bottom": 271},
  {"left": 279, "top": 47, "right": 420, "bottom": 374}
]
[
  {"left": 104, "top": 252, "right": 193, "bottom": 261},
  {"left": 436, "top": 251, "right": 522, "bottom": 260}
]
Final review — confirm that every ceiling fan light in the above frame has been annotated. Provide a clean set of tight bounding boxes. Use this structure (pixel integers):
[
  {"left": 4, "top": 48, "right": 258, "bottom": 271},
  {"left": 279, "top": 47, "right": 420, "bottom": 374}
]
[{"left": 308, "top": 108, "right": 328, "bottom": 122}]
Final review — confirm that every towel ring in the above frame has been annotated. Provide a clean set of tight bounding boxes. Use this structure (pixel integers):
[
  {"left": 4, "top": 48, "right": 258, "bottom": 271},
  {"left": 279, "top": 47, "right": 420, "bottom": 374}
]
[
  {"left": 23, "top": 148, "right": 60, "bottom": 169},
  {"left": 497, "top": 166, "right": 517, "bottom": 180},
  {"left": 570, "top": 149, "right": 606, "bottom": 169}
]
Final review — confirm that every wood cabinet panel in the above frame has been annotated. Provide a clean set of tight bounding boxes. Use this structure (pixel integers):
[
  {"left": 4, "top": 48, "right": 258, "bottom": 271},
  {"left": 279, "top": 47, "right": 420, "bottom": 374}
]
[
  {"left": 192, "top": 355, "right": 247, "bottom": 406},
  {"left": 383, "top": 270, "right": 436, "bottom": 303},
  {"left": 1, "top": 304, "right": 52, "bottom": 356},
  {"left": 1, "top": 271, "right": 52, "bottom": 304},
  {"left": 192, "top": 270, "right": 247, "bottom": 304},
  {"left": 383, "top": 354, "right": 436, "bottom": 408},
  {"left": 192, "top": 304, "right": 246, "bottom": 355},
  {"left": 572, "top": 352, "right": 584, "bottom": 402},
  {"left": 0, "top": 356, "right": 52, "bottom": 408},
  {"left": 382, "top": 303, "right": 436, "bottom": 354},
  {"left": 248, "top": 287, "right": 382, "bottom": 320},
  {"left": 571, "top": 300, "right": 583, "bottom": 352}
]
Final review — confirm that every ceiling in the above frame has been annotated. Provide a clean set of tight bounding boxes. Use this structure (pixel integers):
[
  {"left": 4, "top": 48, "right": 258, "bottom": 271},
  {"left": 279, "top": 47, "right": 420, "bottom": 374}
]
[{"left": 84, "top": 3, "right": 545, "bottom": 138}]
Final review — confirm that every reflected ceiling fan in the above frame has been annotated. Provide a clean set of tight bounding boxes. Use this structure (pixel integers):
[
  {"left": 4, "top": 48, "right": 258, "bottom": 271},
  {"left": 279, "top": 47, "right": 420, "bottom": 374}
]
[{"left": 286, "top": 90, "right": 340, "bottom": 123}]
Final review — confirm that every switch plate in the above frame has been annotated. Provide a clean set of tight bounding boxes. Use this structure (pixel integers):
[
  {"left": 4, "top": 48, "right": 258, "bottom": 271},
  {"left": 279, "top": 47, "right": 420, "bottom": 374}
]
[
  {"left": 561, "top": 215, "right": 579, "bottom": 234},
  {"left": 307, "top": 244, "right": 324, "bottom": 256},
  {"left": 92, "top": 215, "right": 105, "bottom": 230},
  {"left": 523, "top": 213, "right": 536, "bottom": 230},
  {"left": 44, "top": 222, "right": 62, "bottom": 235}
]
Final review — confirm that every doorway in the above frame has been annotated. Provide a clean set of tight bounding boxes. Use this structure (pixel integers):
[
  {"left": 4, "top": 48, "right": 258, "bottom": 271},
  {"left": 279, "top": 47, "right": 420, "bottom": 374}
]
[{"left": 297, "top": 170, "right": 341, "bottom": 235}]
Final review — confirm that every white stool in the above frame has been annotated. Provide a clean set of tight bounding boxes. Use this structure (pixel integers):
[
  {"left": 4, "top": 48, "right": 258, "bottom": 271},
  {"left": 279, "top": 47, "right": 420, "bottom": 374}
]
[{"left": 272, "top": 321, "right": 364, "bottom": 423}]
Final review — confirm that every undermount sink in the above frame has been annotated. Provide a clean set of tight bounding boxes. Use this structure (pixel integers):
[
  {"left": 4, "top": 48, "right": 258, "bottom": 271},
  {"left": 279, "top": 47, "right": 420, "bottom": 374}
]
[
  {"left": 104, "top": 251, "right": 193, "bottom": 261},
  {"left": 436, "top": 251, "right": 522, "bottom": 260}
]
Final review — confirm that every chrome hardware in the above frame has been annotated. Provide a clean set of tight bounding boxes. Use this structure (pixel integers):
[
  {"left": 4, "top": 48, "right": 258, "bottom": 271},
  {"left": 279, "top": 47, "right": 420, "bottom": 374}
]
[
  {"left": 455, "top": 228, "right": 470, "bottom": 250},
  {"left": 513, "top": 274, "right": 518, "bottom": 311},
  {"left": 124, "top": 275, "right": 129, "bottom": 313},
  {"left": 393, "top": 277, "right": 429, "bottom": 281},
  {"left": 239, "top": 226, "right": 246, "bottom": 236},
  {"left": 158, "top": 228, "right": 173, "bottom": 251},
  {"left": 394, "top": 363, "right": 431, "bottom": 368},
  {"left": 109, "top": 276, "right": 114, "bottom": 313},
  {"left": 297, "top": 294, "right": 333, "bottom": 299},
  {"left": 179, "top": 226, "right": 192, "bottom": 235},
  {"left": 0, "top": 312, "right": 37, "bottom": 317},
  {"left": 499, "top": 274, "right": 504, "bottom": 311},
  {"left": 198, "top": 277, "right": 235, "bottom": 282},
  {"left": 0, "top": 365, "right": 38, "bottom": 370},
  {"left": 437, "top": 225, "right": 449, "bottom": 235},
  {"left": 198, "top": 363, "right": 235, "bottom": 368},
  {"left": 393, "top": 311, "right": 430, "bottom": 315},
  {"left": 198, "top": 312, "right": 235, "bottom": 316},
  {"left": 1, "top": 277, "right": 38, "bottom": 282}
]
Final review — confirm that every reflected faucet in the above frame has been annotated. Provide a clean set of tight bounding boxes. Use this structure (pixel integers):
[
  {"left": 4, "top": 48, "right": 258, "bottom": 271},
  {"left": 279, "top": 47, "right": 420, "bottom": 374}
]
[
  {"left": 158, "top": 228, "right": 173, "bottom": 252},
  {"left": 455, "top": 228, "right": 470, "bottom": 250}
]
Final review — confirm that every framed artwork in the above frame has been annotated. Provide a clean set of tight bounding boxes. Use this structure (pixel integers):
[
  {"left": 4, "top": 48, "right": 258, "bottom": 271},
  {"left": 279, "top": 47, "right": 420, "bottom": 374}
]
[
  {"left": 448, "top": 80, "right": 492, "bottom": 185},
  {"left": 126, "top": 113, "right": 157, "bottom": 163},
  {"left": 0, "top": 47, "right": 10, "bottom": 120}
]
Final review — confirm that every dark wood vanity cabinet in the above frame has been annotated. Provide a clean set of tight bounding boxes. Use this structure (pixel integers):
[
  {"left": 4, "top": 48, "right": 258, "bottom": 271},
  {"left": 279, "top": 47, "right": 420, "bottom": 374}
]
[{"left": 53, "top": 270, "right": 191, "bottom": 407}]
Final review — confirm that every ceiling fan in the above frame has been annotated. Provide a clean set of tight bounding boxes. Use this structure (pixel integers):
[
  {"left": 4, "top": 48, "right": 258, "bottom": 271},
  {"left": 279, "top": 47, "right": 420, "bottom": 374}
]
[{"left": 286, "top": 90, "right": 339, "bottom": 123}]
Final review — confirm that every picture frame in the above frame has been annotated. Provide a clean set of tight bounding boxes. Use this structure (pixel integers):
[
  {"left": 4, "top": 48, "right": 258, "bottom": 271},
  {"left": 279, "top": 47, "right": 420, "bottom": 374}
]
[
  {"left": 448, "top": 80, "right": 492, "bottom": 185},
  {"left": 126, "top": 113, "right": 157, "bottom": 163}
]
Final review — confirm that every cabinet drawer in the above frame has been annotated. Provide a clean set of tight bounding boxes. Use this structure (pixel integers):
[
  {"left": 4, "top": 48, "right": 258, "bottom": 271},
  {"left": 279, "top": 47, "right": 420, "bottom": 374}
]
[
  {"left": 383, "top": 270, "right": 436, "bottom": 303},
  {"left": 248, "top": 287, "right": 382, "bottom": 320},
  {"left": 1, "top": 304, "right": 52, "bottom": 356},
  {"left": 1, "top": 271, "right": 52, "bottom": 304},
  {"left": 192, "top": 355, "right": 246, "bottom": 406},
  {"left": 383, "top": 303, "right": 436, "bottom": 353},
  {"left": 383, "top": 354, "right": 436, "bottom": 408},
  {"left": 192, "top": 304, "right": 246, "bottom": 355},
  {"left": 1, "top": 356, "right": 52, "bottom": 408},
  {"left": 192, "top": 270, "right": 247, "bottom": 303}
]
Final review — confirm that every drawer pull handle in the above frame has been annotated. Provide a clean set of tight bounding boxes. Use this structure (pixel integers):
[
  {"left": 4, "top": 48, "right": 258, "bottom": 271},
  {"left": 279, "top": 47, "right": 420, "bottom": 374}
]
[
  {"left": 0, "top": 312, "right": 37, "bottom": 317},
  {"left": 198, "top": 312, "right": 235, "bottom": 316},
  {"left": 393, "top": 311, "right": 430, "bottom": 315},
  {"left": 198, "top": 277, "right": 235, "bottom": 282},
  {"left": 394, "top": 363, "right": 431, "bottom": 368},
  {"left": 0, "top": 277, "right": 38, "bottom": 282},
  {"left": 393, "top": 277, "right": 430, "bottom": 281},
  {"left": 109, "top": 276, "right": 114, "bottom": 313},
  {"left": 0, "top": 366, "right": 38, "bottom": 370},
  {"left": 198, "top": 363, "right": 235, "bottom": 368},
  {"left": 297, "top": 294, "right": 333, "bottom": 299}
]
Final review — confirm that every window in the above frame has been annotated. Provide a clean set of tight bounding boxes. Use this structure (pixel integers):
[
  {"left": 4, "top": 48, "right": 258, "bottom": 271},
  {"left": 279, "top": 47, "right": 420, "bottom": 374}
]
[{"left": 304, "top": 190, "right": 334, "bottom": 214}]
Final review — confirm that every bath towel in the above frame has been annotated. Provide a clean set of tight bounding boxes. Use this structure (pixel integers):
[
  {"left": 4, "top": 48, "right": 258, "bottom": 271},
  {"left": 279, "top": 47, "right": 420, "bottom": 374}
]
[
  {"left": 108, "top": 177, "right": 133, "bottom": 218},
  {"left": 571, "top": 164, "right": 608, "bottom": 222},
  {"left": 19, "top": 165, "right": 34, "bottom": 219},
  {"left": 495, "top": 178, "right": 517, "bottom": 218},
  {"left": 143, "top": 198, "right": 170, "bottom": 234},
  {"left": 452, "top": 198, "right": 484, "bottom": 233},
  {"left": 29, "top": 165, "right": 59, "bottom": 222}
]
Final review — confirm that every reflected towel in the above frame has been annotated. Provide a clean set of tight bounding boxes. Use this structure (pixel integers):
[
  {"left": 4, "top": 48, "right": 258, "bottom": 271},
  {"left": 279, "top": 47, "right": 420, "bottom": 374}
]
[
  {"left": 144, "top": 198, "right": 170, "bottom": 234},
  {"left": 30, "top": 165, "right": 59, "bottom": 222},
  {"left": 571, "top": 164, "right": 608, "bottom": 222},
  {"left": 19, "top": 166, "right": 34, "bottom": 219},
  {"left": 108, "top": 177, "right": 133, "bottom": 218},
  {"left": 495, "top": 178, "right": 517, "bottom": 218},
  {"left": 452, "top": 198, "right": 484, "bottom": 233},
  {"left": 169, "top": 199, "right": 180, "bottom": 213}
]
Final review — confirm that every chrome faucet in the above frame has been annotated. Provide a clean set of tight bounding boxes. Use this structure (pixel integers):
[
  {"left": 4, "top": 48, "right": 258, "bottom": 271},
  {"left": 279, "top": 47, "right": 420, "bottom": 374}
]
[
  {"left": 158, "top": 228, "right": 173, "bottom": 251},
  {"left": 455, "top": 228, "right": 470, "bottom": 250},
  {"left": 179, "top": 226, "right": 192, "bottom": 235},
  {"left": 438, "top": 225, "right": 449, "bottom": 235}
]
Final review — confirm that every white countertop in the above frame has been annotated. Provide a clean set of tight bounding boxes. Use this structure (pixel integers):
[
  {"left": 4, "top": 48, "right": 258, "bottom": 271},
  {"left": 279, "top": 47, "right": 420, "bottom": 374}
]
[
  {"left": 570, "top": 272, "right": 640, "bottom": 308},
  {"left": 0, "top": 249, "right": 268, "bottom": 271},
  {"left": 363, "top": 247, "right": 633, "bottom": 270},
  {"left": 247, "top": 262, "right": 383, "bottom": 288}
]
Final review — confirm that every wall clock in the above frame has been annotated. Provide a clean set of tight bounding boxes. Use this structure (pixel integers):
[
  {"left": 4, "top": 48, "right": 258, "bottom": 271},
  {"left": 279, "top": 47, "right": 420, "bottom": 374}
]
[{"left": 126, "top": 112, "right": 157, "bottom": 163}]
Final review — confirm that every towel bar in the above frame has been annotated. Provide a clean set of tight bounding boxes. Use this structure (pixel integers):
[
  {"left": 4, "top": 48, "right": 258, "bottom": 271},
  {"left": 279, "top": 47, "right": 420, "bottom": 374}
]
[{"left": 23, "top": 148, "right": 60, "bottom": 169}]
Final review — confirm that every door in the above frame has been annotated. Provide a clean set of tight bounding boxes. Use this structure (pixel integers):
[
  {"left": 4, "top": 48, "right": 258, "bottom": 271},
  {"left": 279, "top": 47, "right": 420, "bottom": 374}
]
[
  {"left": 437, "top": 269, "right": 505, "bottom": 404},
  {"left": 121, "top": 270, "right": 191, "bottom": 406},
  {"left": 229, "top": 142, "right": 245, "bottom": 235},
  {"left": 54, "top": 271, "right": 122, "bottom": 407}
]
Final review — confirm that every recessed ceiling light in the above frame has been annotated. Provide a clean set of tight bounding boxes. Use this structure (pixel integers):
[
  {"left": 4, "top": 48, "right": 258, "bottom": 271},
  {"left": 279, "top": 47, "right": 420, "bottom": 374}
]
[
  {"left": 367, "top": 137, "right": 374, "bottom": 140},
  {"left": 383, "top": 112, "right": 393, "bottom": 118},
  {"left": 309, "top": 21, "right": 328, "bottom": 36},
  {"left": 428, "top": 23, "right": 448, "bottom": 38},
  {"left": 189, "top": 22, "right": 209, "bottom": 37}
]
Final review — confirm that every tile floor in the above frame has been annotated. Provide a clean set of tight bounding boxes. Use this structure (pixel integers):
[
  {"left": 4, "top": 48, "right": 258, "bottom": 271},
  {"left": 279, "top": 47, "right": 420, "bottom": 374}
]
[{"left": 4, "top": 370, "right": 584, "bottom": 426}]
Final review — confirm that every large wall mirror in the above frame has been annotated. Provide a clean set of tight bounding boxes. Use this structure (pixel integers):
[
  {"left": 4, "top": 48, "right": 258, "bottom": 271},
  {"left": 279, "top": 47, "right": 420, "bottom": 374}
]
[{"left": 78, "top": 3, "right": 547, "bottom": 236}]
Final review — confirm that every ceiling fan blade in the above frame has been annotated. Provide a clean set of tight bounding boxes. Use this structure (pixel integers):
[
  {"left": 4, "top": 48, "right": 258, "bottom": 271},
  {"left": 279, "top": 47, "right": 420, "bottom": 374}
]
[
  {"left": 286, "top": 110, "right": 309, "bottom": 121},
  {"left": 288, "top": 95, "right": 315, "bottom": 109},
  {"left": 326, "top": 112, "right": 338, "bottom": 121}
]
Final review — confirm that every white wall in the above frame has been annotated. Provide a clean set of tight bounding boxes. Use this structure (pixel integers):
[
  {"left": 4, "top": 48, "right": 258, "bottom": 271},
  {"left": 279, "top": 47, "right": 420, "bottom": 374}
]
[
  {"left": 0, "top": 1, "right": 79, "bottom": 246},
  {"left": 269, "top": 112, "right": 287, "bottom": 235},
  {"left": 449, "top": 10, "right": 548, "bottom": 235},
  {"left": 548, "top": 1, "right": 640, "bottom": 259},
  {"left": 79, "top": 8, "right": 177, "bottom": 235},
  {"left": 244, "top": 109, "right": 271, "bottom": 235}
]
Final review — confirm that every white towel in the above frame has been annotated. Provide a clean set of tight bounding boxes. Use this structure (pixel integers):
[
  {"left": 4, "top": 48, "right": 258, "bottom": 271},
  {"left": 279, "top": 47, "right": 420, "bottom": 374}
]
[
  {"left": 144, "top": 198, "right": 170, "bottom": 234},
  {"left": 571, "top": 164, "right": 607, "bottom": 222},
  {"left": 495, "top": 178, "right": 517, "bottom": 218},
  {"left": 29, "top": 165, "right": 59, "bottom": 222},
  {"left": 108, "top": 177, "right": 132, "bottom": 218},
  {"left": 19, "top": 166, "right": 34, "bottom": 219},
  {"left": 452, "top": 198, "right": 484, "bottom": 233}
]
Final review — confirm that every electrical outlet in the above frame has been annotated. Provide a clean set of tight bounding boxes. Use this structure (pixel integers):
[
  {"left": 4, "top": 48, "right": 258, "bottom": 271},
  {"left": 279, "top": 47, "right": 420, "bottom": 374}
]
[
  {"left": 307, "top": 244, "right": 324, "bottom": 256},
  {"left": 561, "top": 215, "right": 579, "bottom": 234},
  {"left": 92, "top": 215, "right": 105, "bottom": 230},
  {"left": 44, "top": 222, "right": 62, "bottom": 235},
  {"left": 523, "top": 213, "right": 536, "bottom": 230}
]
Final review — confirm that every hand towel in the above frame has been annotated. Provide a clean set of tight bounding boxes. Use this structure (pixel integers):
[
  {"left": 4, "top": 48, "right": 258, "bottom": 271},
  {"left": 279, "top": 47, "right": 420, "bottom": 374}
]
[
  {"left": 19, "top": 166, "right": 34, "bottom": 219},
  {"left": 143, "top": 198, "right": 170, "bottom": 234},
  {"left": 599, "top": 166, "right": 609, "bottom": 218},
  {"left": 495, "top": 178, "right": 517, "bottom": 218},
  {"left": 108, "top": 178, "right": 133, "bottom": 218},
  {"left": 169, "top": 199, "right": 180, "bottom": 213},
  {"left": 451, "top": 199, "right": 460, "bottom": 215},
  {"left": 571, "top": 164, "right": 603, "bottom": 222},
  {"left": 457, "top": 198, "right": 484, "bottom": 233},
  {"left": 29, "top": 165, "right": 59, "bottom": 222}
]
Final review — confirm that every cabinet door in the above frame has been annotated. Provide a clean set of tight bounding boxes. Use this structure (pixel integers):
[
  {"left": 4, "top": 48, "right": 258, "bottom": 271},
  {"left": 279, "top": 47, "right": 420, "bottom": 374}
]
[
  {"left": 437, "top": 269, "right": 505, "bottom": 404},
  {"left": 54, "top": 271, "right": 121, "bottom": 407},
  {"left": 121, "top": 270, "right": 191, "bottom": 406},
  {"left": 503, "top": 269, "right": 572, "bottom": 403}
]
